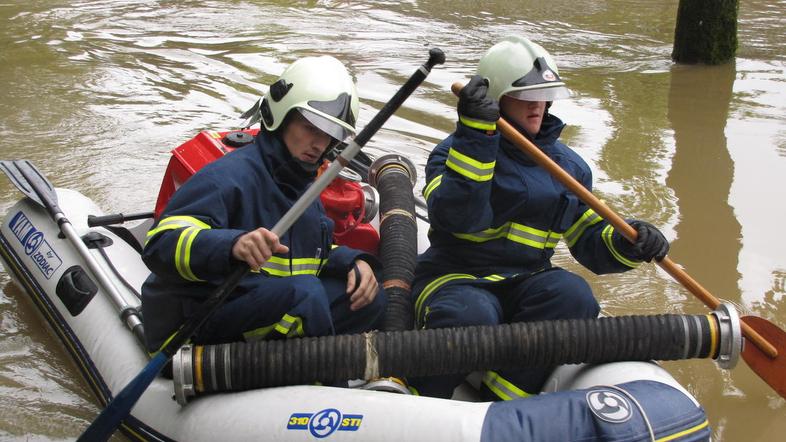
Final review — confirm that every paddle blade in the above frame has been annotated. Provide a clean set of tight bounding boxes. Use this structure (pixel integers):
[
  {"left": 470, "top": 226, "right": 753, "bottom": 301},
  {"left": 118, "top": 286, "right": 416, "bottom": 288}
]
[
  {"left": 78, "top": 352, "right": 168, "bottom": 441},
  {"left": 0, "top": 159, "right": 59, "bottom": 212},
  {"left": 741, "top": 316, "right": 786, "bottom": 399}
]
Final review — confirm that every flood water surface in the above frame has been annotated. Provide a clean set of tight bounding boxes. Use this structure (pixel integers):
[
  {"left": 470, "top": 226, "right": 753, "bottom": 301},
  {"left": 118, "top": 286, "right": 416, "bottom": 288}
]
[{"left": 1, "top": 1, "right": 784, "bottom": 440}]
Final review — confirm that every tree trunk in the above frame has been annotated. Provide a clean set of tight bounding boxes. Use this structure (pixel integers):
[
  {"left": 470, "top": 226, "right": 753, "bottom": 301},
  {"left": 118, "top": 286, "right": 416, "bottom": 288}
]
[{"left": 672, "top": 0, "right": 738, "bottom": 64}]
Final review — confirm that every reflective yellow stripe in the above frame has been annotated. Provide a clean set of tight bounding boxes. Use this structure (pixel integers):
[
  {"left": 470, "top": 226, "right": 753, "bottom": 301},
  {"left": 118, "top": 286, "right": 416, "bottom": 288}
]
[
  {"left": 273, "top": 313, "right": 305, "bottom": 337},
  {"left": 459, "top": 115, "right": 497, "bottom": 131},
  {"left": 175, "top": 227, "right": 204, "bottom": 281},
  {"left": 655, "top": 419, "right": 709, "bottom": 442},
  {"left": 445, "top": 147, "right": 495, "bottom": 182},
  {"left": 601, "top": 224, "right": 640, "bottom": 268},
  {"left": 415, "top": 273, "right": 477, "bottom": 323},
  {"left": 564, "top": 208, "right": 603, "bottom": 247},
  {"left": 453, "top": 222, "right": 562, "bottom": 250},
  {"left": 259, "top": 256, "right": 327, "bottom": 277},
  {"left": 242, "top": 313, "right": 305, "bottom": 340},
  {"left": 415, "top": 273, "right": 508, "bottom": 326},
  {"left": 482, "top": 371, "right": 531, "bottom": 400},
  {"left": 423, "top": 174, "right": 443, "bottom": 201},
  {"left": 153, "top": 330, "right": 186, "bottom": 355},
  {"left": 242, "top": 323, "right": 277, "bottom": 341},
  {"left": 146, "top": 215, "right": 211, "bottom": 245}
]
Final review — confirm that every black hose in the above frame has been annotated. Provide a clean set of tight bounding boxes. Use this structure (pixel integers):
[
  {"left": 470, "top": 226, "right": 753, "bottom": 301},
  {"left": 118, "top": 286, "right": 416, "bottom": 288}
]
[
  {"left": 374, "top": 162, "right": 418, "bottom": 331},
  {"left": 188, "top": 314, "right": 720, "bottom": 396}
]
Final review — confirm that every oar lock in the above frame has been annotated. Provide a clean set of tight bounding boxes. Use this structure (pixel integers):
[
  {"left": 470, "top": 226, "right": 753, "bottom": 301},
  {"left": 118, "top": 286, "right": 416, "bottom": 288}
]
[{"left": 170, "top": 304, "right": 742, "bottom": 406}]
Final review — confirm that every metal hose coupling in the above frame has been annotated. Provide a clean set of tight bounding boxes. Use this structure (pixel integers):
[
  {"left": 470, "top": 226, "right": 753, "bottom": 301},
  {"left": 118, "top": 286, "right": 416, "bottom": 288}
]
[{"left": 712, "top": 302, "right": 742, "bottom": 369}]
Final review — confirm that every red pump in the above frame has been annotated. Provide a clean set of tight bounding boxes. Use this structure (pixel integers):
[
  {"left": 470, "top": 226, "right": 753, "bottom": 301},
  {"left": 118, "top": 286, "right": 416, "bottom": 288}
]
[
  {"left": 319, "top": 164, "right": 380, "bottom": 255},
  {"left": 154, "top": 129, "right": 380, "bottom": 255}
]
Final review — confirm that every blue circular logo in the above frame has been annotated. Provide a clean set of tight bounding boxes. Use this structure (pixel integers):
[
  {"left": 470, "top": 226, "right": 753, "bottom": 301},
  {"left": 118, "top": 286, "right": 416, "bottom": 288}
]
[
  {"left": 309, "top": 408, "right": 342, "bottom": 438},
  {"left": 24, "top": 231, "right": 43, "bottom": 255},
  {"left": 586, "top": 389, "right": 632, "bottom": 423}
]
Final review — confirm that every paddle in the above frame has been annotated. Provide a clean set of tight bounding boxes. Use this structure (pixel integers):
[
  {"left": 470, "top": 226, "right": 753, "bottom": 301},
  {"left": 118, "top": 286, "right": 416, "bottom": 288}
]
[
  {"left": 70, "top": 48, "right": 445, "bottom": 441},
  {"left": 1, "top": 160, "right": 145, "bottom": 343},
  {"left": 450, "top": 81, "right": 786, "bottom": 399}
]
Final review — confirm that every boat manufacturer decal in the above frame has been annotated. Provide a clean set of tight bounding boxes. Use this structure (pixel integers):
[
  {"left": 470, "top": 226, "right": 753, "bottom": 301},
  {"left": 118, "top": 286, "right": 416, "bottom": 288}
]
[
  {"left": 287, "top": 408, "right": 363, "bottom": 438},
  {"left": 586, "top": 389, "right": 633, "bottom": 423},
  {"left": 8, "top": 211, "right": 62, "bottom": 279}
]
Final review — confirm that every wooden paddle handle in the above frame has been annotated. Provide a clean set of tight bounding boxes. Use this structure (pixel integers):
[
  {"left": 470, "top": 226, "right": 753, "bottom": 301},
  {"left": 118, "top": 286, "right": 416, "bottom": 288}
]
[{"left": 450, "top": 81, "right": 777, "bottom": 359}]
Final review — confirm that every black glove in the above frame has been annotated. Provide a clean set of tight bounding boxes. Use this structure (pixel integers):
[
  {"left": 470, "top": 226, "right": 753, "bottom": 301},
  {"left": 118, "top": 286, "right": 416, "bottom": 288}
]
[
  {"left": 458, "top": 75, "right": 499, "bottom": 132},
  {"left": 613, "top": 220, "right": 669, "bottom": 263}
]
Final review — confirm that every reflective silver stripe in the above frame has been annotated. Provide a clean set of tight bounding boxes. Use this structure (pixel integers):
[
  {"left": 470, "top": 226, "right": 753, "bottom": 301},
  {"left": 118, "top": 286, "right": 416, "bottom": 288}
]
[
  {"left": 482, "top": 371, "right": 530, "bottom": 400},
  {"left": 260, "top": 257, "right": 325, "bottom": 276},
  {"left": 423, "top": 174, "right": 443, "bottom": 201},
  {"left": 564, "top": 209, "right": 602, "bottom": 247},
  {"left": 275, "top": 315, "right": 295, "bottom": 335},
  {"left": 508, "top": 224, "right": 561, "bottom": 248},
  {"left": 146, "top": 215, "right": 211, "bottom": 244},
  {"left": 601, "top": 224, "right": 640, "bottom": 268},
  {"left": 453, "top": 222, "right": 562, "bottom": 249},
  {"left": 175, "top": 227, "right": 203, "bottom": 281},
  {"left": 445, "top": 148, "right": 495, "bottom": 182}
]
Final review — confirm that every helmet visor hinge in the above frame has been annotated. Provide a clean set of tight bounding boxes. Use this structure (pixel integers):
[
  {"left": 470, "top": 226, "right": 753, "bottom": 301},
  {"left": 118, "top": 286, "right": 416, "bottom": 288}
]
[{"left": 270, "top": 79, "right": 293, "bottom": 102}]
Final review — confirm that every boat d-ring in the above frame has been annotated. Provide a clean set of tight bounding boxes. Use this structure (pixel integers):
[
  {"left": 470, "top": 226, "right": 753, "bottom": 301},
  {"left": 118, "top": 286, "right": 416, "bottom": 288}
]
[{"left": 713, "top": 302, "right": 742, "bottom": 369}]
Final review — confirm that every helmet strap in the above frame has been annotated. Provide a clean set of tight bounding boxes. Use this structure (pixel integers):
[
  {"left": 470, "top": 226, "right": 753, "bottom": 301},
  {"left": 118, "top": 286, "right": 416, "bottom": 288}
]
[{"left": 260, "top": 98, "right": 274, "bottom": 128}]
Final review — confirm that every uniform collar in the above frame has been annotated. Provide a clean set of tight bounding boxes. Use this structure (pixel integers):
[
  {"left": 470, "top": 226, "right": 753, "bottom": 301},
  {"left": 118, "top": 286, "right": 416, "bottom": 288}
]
[
  {"left": 500, "top": 113, "right": 566, "bottom": 164},
  {"left": 256, "top": 130, "right": 317, "bottom": 195}
]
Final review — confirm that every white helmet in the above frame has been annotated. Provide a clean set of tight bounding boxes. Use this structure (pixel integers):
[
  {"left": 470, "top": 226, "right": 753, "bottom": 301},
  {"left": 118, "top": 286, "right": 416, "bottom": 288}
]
[
  {"left": 478, "top": 35, "right": 572, "bottom": 102},
  {"left": 254, "top": 56, "right": 359, "bottom": 142}
]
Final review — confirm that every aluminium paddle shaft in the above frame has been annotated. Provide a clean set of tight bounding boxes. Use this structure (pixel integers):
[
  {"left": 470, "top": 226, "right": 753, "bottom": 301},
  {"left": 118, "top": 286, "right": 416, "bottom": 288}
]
[{"left": 0, "top": 160, "right": 145, "bottom": 343}]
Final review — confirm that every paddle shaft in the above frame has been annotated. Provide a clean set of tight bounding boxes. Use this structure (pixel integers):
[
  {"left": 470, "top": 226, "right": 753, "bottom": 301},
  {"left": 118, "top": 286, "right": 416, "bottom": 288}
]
[
  {"left": 450, "top": 82, "right": 777, "bottom": 359},
  {"left": 8, "top": 161, "right": 145, "bottom": 342}
]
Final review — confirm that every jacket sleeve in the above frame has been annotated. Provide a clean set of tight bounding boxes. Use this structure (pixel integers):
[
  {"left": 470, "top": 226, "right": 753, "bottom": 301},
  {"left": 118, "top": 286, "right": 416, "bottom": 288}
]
[
  {"left": 321, "top": 245, "right": 381, "bottom": 277},
  {"left": 142, "top": 169, "right": 247, "bottom": 284},
  {"left": 422, "top": 123, "right": 500, "bottom": 233},
  {"left": 563, "top": 170, "right": 642, "bottom": 274}
]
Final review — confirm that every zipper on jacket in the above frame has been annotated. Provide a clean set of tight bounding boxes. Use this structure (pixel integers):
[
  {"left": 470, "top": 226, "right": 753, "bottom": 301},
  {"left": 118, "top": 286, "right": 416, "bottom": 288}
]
[{"left": 315, "top": 221, "right": 329, "bottom": 275}]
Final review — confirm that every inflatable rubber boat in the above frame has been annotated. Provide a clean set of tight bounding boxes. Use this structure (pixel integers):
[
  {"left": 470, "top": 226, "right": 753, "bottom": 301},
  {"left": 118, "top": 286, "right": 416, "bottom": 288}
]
[{"left": 0, "top": 129, "right": 742, "bottom": 441}]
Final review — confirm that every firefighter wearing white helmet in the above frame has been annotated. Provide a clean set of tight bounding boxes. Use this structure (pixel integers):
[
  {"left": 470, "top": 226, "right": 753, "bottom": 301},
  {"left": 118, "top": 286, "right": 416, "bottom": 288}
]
[
  {"left": 141, "top": 55, "right": 385, "bottom": 356},
  {"left": 409, "top": 36, "right": 670, "bottom": 401},
  {"left": 478, "top": 35, "right": 572, "bottom": 102},
  {"left": 259, "top": 55, "right": 359, "bottom": 145}
]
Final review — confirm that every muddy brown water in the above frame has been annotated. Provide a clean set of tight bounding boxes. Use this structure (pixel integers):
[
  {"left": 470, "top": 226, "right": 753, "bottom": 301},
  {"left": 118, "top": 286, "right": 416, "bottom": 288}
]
[{"left": 1, "top": 1, "right": 784, "bottom": 440}]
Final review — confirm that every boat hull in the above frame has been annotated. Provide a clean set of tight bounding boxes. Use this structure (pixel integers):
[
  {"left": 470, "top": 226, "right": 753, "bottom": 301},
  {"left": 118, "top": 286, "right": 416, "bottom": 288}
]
[{"left": 0, "top": 189, "right": 709, "bottom": 441}]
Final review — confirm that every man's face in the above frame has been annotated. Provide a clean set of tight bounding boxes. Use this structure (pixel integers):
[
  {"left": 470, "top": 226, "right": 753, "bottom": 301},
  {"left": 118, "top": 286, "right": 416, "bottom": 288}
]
[
  {"left": 500, "top": 95, "right": 547, "bottom": 137},
  {"left": 282, "top": 111, "right": 332, "bottom": 163}
]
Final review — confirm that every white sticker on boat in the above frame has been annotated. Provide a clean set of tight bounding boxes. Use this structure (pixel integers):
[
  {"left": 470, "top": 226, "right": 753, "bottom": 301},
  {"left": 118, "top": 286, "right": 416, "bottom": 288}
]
[
  {"left": 9, "top": 211, "right": 63, "bottom": 279},
  {"left": 287, "top": 408, "right": 363, "bottom": 438},
  {"left": 586, "top": 389, "right": 633, "bottom": 423}
]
